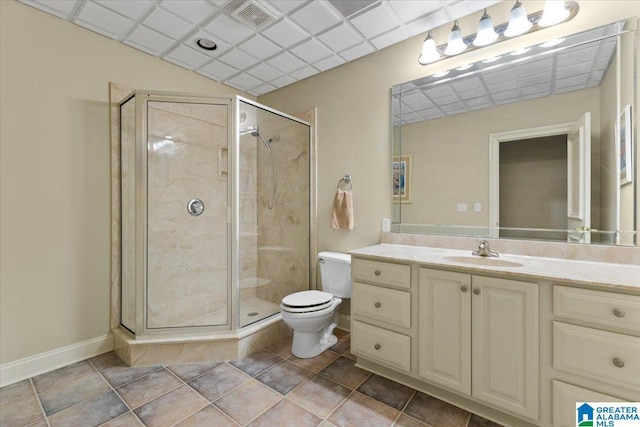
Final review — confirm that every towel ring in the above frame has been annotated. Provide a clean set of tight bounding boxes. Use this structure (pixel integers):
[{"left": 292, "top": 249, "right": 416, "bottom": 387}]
[{"left": 337, "top": 175, "right": 352, "bottom": 190}]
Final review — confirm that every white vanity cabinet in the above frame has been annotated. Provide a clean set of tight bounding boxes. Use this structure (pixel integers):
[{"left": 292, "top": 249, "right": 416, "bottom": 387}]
[
  {"left": 551, "top": 285, "right": 640, "bottom": 427},
  {"left": 418, "top": 268, "right": 539, "bottom": 421}
]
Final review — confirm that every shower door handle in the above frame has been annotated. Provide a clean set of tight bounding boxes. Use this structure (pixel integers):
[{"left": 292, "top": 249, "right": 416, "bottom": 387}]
[{"left": 187, "top": 199, "right": 205, "bottom": 216}]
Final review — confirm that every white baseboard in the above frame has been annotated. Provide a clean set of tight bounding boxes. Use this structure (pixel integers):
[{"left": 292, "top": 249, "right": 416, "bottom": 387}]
[{"left": 0, "top": 334, "right": 114, "bottom": 388}]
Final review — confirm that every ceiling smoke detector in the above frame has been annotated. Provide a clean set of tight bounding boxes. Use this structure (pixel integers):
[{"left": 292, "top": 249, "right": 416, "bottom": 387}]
[{"left": 230, "top": 0, "right": 276, "bottom": 29}]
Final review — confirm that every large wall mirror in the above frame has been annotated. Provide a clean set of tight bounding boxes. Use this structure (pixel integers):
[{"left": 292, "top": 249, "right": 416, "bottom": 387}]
[{"left": 391, "top": 17, "right": 637, "bottom": 246}]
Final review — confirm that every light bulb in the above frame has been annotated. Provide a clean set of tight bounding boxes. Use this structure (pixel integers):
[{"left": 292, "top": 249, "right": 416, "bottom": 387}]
[
  {"left": 444, "top": 21, "right": 467, "bottom": 56},
  {"left": 538, "top": 0, "right": 569, "bottom": 27},
  {"left": 418, "top": 32, "right": 441, "bottom": 65},
  {"left": 504, "top": 1, "right": 532, "bottom": 37},
  {"left": 473, "top": 9, "right": 499, "bottom": 47}
]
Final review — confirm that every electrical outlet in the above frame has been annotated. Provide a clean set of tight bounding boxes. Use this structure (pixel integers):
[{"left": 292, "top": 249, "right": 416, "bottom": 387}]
[
  {"left": 382, "top": 218, "right": 391, "bottom": 232},
  {"left": 474, "top": 202, "right": 482, "bottom": 212},
  {"left": 457, "top": 203, "right": 467, "bottom": 212}
]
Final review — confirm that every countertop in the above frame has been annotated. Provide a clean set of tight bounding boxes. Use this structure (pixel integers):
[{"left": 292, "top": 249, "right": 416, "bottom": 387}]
[{"left": 349, "top": 244, "right": 640, "bottom": 292}]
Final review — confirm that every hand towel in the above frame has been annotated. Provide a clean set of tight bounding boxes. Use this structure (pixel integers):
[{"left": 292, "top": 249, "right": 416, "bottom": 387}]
[{"left": 331, "top": 189, "right": 354, "bottom": 230}]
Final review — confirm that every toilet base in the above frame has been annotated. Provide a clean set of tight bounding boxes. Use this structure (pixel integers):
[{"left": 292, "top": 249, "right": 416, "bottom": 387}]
[{"left": 291, "top": 321, "right": 339, "bottom": 358}]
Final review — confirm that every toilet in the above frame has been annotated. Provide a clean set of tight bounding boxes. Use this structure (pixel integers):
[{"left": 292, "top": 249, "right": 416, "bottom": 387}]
[{"left": 281, "top": 251, "right": 352, "bottom": 358}]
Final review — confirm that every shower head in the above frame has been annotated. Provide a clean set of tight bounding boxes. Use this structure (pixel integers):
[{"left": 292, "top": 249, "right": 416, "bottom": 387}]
[{"left": 240, "top": 126, "right": 279, "bottom": 149}]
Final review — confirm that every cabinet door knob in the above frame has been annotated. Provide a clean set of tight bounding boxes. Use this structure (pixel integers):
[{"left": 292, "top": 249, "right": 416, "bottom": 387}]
[
  {"left": 613, "top": 357, "right": 625, "bottom": 368},
  {"left": 374, "top": 343, "right": 381, "bottom": 350},
  {"left": 374, "top": 302, "right": 381, "bottom": 308},
  {"left": 460, "top": 285, "right": 468, "bottom": 292},
  {"left": 374, "top": 270, "right": 381, "bottom": 276},
  {"left": 613, "top": 308, "right": 626, "bottom": 318},
  {"left": 473, "top": 288, "right": 481, "bottom": 295}
]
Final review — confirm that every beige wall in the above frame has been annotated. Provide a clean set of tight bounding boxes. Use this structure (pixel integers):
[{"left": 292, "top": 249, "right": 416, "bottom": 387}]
[
  {"left": 0, "top": 1, "right": 249, "bottom": 364},
  {"left": 259, "top": 1, "right": 640, "bottom": 253}
]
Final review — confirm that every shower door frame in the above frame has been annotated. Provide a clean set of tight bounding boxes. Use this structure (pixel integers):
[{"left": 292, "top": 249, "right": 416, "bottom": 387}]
[
  {"left": 231, "top": 97, "right": 314, "bottom": 331},
  {"left": 123, "top": 92, "right": 234, "bottom": 337}
]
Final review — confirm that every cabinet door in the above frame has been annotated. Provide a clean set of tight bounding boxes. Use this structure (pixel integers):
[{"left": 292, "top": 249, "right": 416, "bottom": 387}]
[
  {"left": 471, "top": 276, "right": 539, "bottom": 421},
  {"left": 418, "top": 268, "right": 471, "bottom": 395},
  {"left": 552, "top": 381, "right": 623, "bottom": 427}
]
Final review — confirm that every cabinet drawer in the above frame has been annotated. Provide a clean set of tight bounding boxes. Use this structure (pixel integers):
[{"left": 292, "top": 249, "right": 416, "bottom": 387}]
[
  {"left": 553, "top": 322, "right": 640, "bottom": 391},
  {"left": 352, "top": 259, "right": 410, "bottom": 289},
  {"left": 352, "top": 282, "right": 411, "bottom": 328},
  {"left": 352, "top": 320, "right": 411, "bottom": 373},
  {"left": 554, "top": 286, "right": 640, "bottom": 331},
  {"left": 552, "top": 381, "right": 623, "bottom": 427}
]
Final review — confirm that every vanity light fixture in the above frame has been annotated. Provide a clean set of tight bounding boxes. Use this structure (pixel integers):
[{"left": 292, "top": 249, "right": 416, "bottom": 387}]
[
  {"left": 510, "top": 47, "right": 532, "bottom": 55},
  {"left": 473, "top": 9, "right": 499, "bottom": 47},
  {"left": 539, "top": 37, "right": 566, "bottom": 48},
  {"left": 456, "top": 64, "right": 473, "bottom": 71},
  {"left": 418, "top": 1, "right": 578, "bottom": 66},
  {"left": 433, "top": 70, "right": 450, "bottom": 77},
  {"left": 483, "top": 56, "right": 501, "bottom": 63}
]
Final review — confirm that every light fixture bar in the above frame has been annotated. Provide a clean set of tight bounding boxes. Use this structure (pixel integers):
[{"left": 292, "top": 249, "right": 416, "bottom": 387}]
[{"left": 418, "top": 1, "right": 579, "bottom": 66}]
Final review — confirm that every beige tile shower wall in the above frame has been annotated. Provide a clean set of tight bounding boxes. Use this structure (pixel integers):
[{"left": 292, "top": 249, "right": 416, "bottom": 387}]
[
  {"left": 255, "top": 112, "right": 310, "bottom": 303},
  {"left": 239, "top": 134, "right": 259, "bottom": 301},
  {"left": 258, "top": 1, "right": 640, "bottom": 255},
  {"left": 146, "top": 104, "right": 229, "bottom": 329},
  {"left": 0, "top": 1, "right": 251, "bottom": 364}
]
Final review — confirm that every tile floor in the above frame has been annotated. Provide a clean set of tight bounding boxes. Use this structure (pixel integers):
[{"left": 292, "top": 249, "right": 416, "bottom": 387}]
[{"left": 0, "top": 331, "right": 502, "bottom": 427}]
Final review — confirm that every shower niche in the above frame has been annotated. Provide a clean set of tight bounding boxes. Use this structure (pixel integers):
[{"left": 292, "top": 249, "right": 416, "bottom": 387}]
[{"left": 115, "top": 91, "right": 312, "bottom": 364}]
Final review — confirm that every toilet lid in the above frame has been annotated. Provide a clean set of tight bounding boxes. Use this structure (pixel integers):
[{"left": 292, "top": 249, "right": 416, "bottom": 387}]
[{"left": 282, "top": 290, "right": 333, "bottom": 308}]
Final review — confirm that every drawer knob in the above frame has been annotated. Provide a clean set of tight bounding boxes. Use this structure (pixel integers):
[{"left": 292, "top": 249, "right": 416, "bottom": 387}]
[
  {"left": 374, "top": 302, "right": 381, "bottom": 308},
  {"left": 613, "top": 308, "right": 626, "bottom": 318},
  {"left": 374, "top": 344, "right": 381, "bottom": 350},
  {"left": 460, "top": 285, "right": 468, "bottom": 292},
  {"left": 613, "top": 357, "right": 625, "bottom": 368},
  {"left": 374, "top": 270, "right": 381, "bottom": 276},
  {"left": 473, "top": 288, "right": 481, "bottom": 295}
]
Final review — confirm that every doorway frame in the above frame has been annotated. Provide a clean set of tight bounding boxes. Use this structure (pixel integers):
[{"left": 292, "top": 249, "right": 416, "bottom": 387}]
[{"left": 488, "top": 122, "right": 575, "bottom": 237}]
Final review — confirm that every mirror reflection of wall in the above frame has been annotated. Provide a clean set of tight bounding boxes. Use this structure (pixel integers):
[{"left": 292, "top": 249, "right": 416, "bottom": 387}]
[{"left": 392, "top": 19, "right": 636, "bottom": 246}]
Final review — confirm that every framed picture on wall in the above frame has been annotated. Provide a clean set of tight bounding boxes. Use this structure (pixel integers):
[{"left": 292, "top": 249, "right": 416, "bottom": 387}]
[
  {"left": 620, "top": 104, "right": 633, "bottom": 186},
  {"left": 393, "top": 154, "right": 412, "bottom": 203}
]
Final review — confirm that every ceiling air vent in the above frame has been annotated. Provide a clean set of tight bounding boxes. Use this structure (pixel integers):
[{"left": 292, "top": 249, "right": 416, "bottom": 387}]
[{"left": 230, "top": 1, "right": 276, "bottom": 30}]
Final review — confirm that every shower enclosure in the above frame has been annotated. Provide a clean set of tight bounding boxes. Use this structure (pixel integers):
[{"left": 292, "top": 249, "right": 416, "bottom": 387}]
[{"left": 119, "top": 92, "right": 311, "bottom": 340}]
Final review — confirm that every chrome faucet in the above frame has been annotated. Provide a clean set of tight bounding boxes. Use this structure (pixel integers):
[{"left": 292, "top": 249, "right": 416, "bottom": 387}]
[{"left": 472, "top": 240, "right": 499, "bottom": 257}]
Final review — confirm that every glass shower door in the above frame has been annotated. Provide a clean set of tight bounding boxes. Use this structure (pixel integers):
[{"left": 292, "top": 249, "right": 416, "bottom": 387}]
[{"left": 146, "top": 100, "right": 230, "bottom": 329}]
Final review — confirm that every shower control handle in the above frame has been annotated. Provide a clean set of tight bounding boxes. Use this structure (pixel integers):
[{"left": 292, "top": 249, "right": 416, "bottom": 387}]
[{"left": 187, "top": 199, "right": 205, "bottom": 216}]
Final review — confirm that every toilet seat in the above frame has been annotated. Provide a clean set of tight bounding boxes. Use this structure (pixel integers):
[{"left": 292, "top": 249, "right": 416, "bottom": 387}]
[{"left": 282, "top": 290, "right": 334, "bottom": 313}]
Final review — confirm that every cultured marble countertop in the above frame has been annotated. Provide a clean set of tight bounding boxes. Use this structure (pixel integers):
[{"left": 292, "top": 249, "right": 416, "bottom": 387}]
[{"left": 349, "top": 244, "right": 640, "bottom": 292}]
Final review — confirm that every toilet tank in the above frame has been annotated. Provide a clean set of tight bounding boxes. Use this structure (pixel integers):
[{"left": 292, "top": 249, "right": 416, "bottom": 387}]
[{"left": 318, "top": 251, "right": 352, "bottom": 298}]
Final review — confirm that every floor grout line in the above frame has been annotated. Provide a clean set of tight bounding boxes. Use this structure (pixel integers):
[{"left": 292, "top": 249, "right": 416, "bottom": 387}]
[{"left": 29, "top": 378, "right": 51, "bottom": 427}]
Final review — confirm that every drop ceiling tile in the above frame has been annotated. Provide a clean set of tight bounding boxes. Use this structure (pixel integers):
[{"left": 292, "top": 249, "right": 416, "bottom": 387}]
[
  {"left": 468, "top": 102, "right": 492, "bottom": 111},
  {"left": 440, "top": 102, "right": 466, "bottom": 113},
  {"left": 458, "top": 87, "right": 487, "bottom": 100},
  {"left": 555, "top": 74, "right": 589, "bottom": 89},
  {"left": 349, "top": 3, "right": 400, "bottom": 39},
  {"left": 143, "top": 7, "right": 193, "bottom": 40},
  {"left": 211, "top": 0, "right": 231, "bottom": 7},
  {"left": 314, "top": 54, "right": 346, "bottom": 72},
  {"left": 392, "top": 98, "right": 400, "bottom": 109},
  {"left": 339, "top": 42, "right": 374, "bottom": 61},
  {"left": 217, "top": 49, "right": 260, "bottom": 71},
  {"left": 21, "top": 0, "right": 79, "bottom": 19},
  {"left": 425, "top": 85, "right": 455, "bottom": 98},
  {"left": 491, "top": 89, "right": 520, "bottom": 101},
  {"left": 317, "top": 24, "right": 363, "bottom": 52},
  {"left": 164, "top": 44, "right": 213, "bottom": 70},
  {"left": 95, "top": 0, "right": 154, "bottom": 20},
  {"left": 291, "top": 39, "right": 332, "bottom": 63},
  {"left": 159, "top": 0, "right": 218, "bottom": 24},
  {"left": 445, "top": 0, "right": 500, "bottom": 19},
  {"left": 433, "top": 94, "right": 461, "bottom": 105},
  {"left": 494, "top": 98, "right": 519, "bottom": 106},
  {"left": 246, "top": 63, "right": 283, "bottom": 82},
  {"left": 252, "top": 83, "right": 277, "bottom": 95},
  {"left": 290, "top": 1, "right": 342, "bottom": 35},
  {"left": 555, "top": 84, "right": 586, "bottom": 94},
  {"left": 589, "top": 69, "right": 606, "bottom": 84},
  {"left": 452, "top": 77, "right": 483, "bottom": 92},
  {"left": 400, "top": 92, "right": 427, "bottom": 105},
  {"left": 262, "top": 18, "right": 310, "bottom": 48},
  {"left": 203, "top": 14, "right": 254, "bottom": 45},
  {"left": 521, "top": 72, "right": 552, "bottom": 87},
  {"left": 271, "top": 75, "right": 297, "bottom": 88},
  {"left": 487, "top": 80, "right": 517, "bottom": 93},
  {"left": 267, "top": 52, "right": 306, "bottom": 73},
  {"left": 267, "top": 0, "right": 308, "bottom": 14},
  {"left": 410, "top": 100, "right": 436, "bottom": 112},
  {"left": 557, "top": 46, "right": 598, "bottom": 68},
  {"left": 523, "top": 92, "right": 548, "bottom": 101},
  {"left": 404, "top": 9, "right": 449, "bottom": 36},
  {"left": 593, "top": 57, "right": 612, "bottom": 71},
  {"left": 75, "top": 2, "right": 134, "bottom": 39},
  {"left": 125, "top": 25, "right": 176, "bottom": 55},
  {"left": 290, "top": 65, "right": 319, "bottom": 80},
  {"left": 402, "top": 112, "right": 422, "bottom": 122},
  {"left": 199, "top": 61, "right": 240, "bottom": 81},
  {"left": 521, "top": 83, "right": 551, "bottom": 96},
  {"left": 516, "top": 58, "right": 553, "bottom": 78},
  {"left": 388, "top": 0, "right": 444, "bottom": 23},
  {"left": 481, "top": 69, "right": 517, "bottom": 86},
  {"left": 238, "top": 35, "right": 282, "bottom": 60},
  {"left": 556, "top": 63, "right": 592, "bottom": 80},
  {"left": 226, "top": 73, "right": 263, "bottom": 90},
  {"left": 371, "top": 26, "right": 410, "bottom": 50}
]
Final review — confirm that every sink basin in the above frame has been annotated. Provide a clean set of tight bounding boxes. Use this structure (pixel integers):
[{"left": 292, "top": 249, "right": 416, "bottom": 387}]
[{"left": 443, "top": 256, "right": 524, "bottom": 268}]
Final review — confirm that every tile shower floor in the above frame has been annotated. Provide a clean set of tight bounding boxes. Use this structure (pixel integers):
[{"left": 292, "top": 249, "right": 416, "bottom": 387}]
[{"left": 0, "top": 331, "right": 502, "bottom": 427}]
